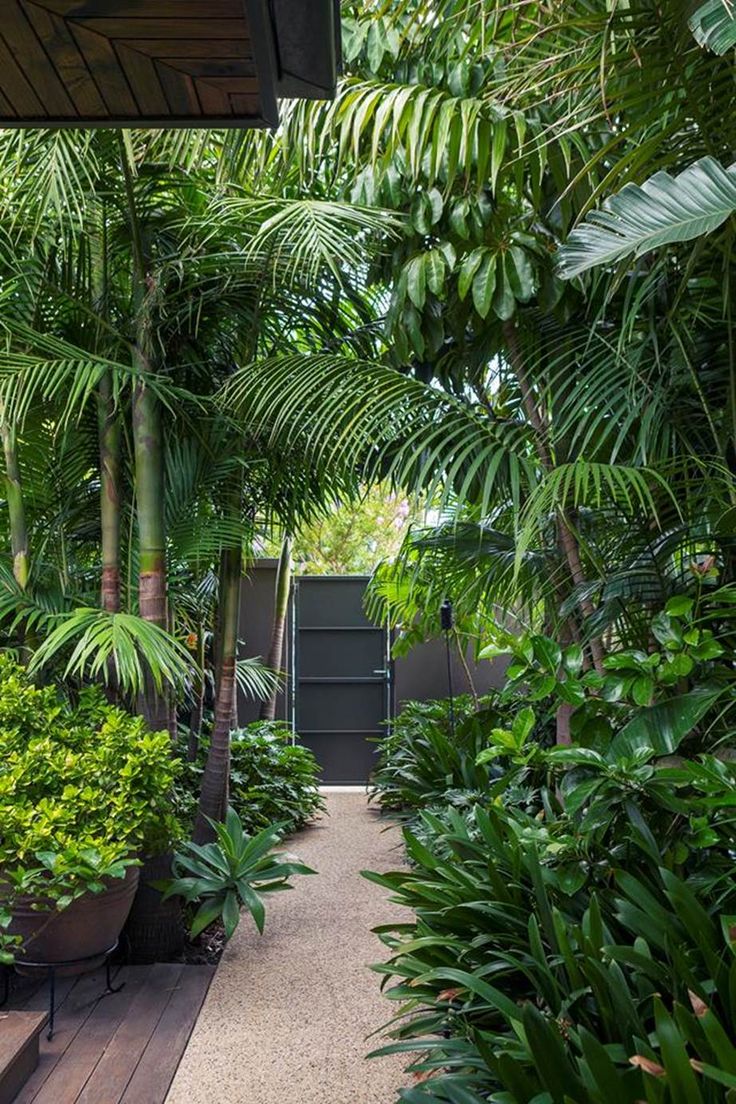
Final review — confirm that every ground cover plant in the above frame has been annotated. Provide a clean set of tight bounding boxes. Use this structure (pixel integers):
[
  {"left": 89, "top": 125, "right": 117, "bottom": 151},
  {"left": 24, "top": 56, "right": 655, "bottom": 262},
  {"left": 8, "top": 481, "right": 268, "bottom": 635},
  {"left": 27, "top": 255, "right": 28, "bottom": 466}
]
[{"left": 366, "top": 595, "right": 736, "bottom": 1102}]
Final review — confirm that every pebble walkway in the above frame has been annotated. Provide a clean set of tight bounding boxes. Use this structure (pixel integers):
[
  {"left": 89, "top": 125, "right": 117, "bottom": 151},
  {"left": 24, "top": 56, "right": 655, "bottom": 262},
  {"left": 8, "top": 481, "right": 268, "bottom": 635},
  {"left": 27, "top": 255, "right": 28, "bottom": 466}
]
[{"left": 166, "top": 792, "right": 409, "bottom": 1104}]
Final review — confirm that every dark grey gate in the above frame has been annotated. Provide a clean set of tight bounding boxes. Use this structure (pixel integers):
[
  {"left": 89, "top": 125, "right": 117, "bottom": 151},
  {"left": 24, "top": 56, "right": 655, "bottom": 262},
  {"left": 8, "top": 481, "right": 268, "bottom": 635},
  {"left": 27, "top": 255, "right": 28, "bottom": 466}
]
[{"left": 291, "top": 576, "right": 391, "bottom": 784}]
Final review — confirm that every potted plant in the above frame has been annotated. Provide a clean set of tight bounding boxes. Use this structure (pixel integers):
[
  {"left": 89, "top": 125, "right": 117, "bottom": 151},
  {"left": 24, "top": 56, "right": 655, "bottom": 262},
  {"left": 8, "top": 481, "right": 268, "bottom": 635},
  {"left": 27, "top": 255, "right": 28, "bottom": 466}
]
[{"left": 0, "top": 657, "right": 179, "bottom": 973}]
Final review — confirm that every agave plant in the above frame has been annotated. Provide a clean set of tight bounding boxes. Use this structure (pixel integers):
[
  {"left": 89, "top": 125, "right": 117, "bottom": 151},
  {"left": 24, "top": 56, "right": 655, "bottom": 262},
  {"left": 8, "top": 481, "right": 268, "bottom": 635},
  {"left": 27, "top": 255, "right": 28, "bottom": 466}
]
[{"left": 163, "top": 806, "right": 315, "bottom": 940}]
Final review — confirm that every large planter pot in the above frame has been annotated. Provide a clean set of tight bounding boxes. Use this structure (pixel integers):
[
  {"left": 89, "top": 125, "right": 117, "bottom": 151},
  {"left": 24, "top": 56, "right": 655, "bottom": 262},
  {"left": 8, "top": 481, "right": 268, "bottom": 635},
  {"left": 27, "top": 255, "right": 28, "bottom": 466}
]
[
  {"left": 123, "top": 852, "right": 184, "bottom": 964},
  {"left": 6, "top": 866, "right": 139, "bottom": 976}
]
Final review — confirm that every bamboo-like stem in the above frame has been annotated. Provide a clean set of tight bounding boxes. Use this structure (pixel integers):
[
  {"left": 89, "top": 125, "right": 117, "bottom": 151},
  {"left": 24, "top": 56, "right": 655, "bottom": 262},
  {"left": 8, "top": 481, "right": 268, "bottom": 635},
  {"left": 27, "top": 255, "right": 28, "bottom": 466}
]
[
  {"left": 194, "top": 540, "right": 242, "bottom": 842},
  {"left": 98, "top": 372, "right": 121, "bottom": 614},
  {"left": 120, "top": 134, "right": 170, "bottom": 733},
  {"left": 188, "top": 621, "right": 206, "bottom": 762},
  {"left": 133, "top": 374, "right": 169, "bottom": 732},
  {"left": 259, "top": 534, "right": 293, "bottom": 721},
  {"left": 503, "top": 322, "right": 604, "bottom": 747},
  {"left": 0, "top": 414, "right": 29, "bottom": 591},
  {"left": 454, "top": 630, "right": 479, "bottom": 707}
]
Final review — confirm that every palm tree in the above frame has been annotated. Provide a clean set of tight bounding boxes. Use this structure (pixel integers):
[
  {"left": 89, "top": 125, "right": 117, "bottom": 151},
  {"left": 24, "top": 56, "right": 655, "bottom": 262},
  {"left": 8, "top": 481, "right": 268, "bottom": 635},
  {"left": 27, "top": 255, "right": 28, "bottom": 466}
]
[
  {"left": 0, "top": 125, "right": 395, "bottom": 818},
  {"left": 217, "top": 0, "right": 736, "bottom": 742},
  {"left": 259, "top": 534, "right": 293, "bottom": 722}
]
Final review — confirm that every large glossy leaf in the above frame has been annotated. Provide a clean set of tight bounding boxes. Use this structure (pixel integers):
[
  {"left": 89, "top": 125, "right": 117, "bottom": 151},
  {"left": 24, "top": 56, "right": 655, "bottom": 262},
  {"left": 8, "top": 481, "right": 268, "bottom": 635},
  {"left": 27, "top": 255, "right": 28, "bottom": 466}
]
[
  {"left": 558, "top": 157, "right": 736, "bottom": 278},
  {"left": 606, "top": 687, "right": 723, "bottom": 759},
  {"left": 690, "top": 0, "right": 736, "bottom": 54}
]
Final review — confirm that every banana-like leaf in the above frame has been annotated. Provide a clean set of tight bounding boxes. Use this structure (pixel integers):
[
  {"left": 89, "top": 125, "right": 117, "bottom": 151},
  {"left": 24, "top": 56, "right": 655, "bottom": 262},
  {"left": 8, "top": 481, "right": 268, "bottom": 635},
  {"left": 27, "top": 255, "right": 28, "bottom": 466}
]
[
  {"left": 690, "top": 0, "right": 736, "bottom": 54},
  {"left": 558, "top": 157, "right": 736, "bottom": 278}
]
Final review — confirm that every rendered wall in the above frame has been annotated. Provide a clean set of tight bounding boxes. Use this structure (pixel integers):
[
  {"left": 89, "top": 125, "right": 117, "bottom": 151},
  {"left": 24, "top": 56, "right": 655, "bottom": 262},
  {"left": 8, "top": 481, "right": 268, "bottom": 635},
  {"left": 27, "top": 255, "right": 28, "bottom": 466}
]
[{"left": 237, "top": 564, "right": 507, "bottom": 728}]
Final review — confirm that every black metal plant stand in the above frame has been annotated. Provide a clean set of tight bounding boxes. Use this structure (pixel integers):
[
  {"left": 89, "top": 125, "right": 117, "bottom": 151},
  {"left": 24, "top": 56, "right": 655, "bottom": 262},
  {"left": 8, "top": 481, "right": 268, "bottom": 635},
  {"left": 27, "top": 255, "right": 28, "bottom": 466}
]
[{"left": 0, "top": 941, "right": 124, "bottom": 1040}]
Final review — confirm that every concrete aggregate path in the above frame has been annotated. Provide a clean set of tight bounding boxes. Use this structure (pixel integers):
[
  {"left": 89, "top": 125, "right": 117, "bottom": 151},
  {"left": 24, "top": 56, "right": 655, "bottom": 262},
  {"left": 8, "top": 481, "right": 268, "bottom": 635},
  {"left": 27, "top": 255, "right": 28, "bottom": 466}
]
[{"left": 166, "top": 792, "right": 409, "bottom": 1104}]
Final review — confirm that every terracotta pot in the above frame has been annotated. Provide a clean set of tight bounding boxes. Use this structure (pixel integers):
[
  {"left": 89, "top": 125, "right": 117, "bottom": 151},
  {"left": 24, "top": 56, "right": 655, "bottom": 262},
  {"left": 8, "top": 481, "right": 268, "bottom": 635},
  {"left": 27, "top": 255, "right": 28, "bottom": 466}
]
[{"left": 7, "top": 865, "right": 139, "bottom": 976}]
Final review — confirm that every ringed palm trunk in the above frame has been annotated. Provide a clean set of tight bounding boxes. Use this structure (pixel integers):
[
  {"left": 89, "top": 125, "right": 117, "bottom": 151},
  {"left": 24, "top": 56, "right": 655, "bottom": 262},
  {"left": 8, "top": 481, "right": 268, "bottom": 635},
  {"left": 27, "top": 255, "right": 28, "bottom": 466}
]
[
  {"left": 98, "top": 372, "right": 122, "bottom": 701},
  {"left": 1, "top": 414, "right": 29, "bottom": 591},
  {"left": 503, "top": 322, "right": 604, "bottom": 744},
  {"left": 194, "top": 541, "right": 242, "bottom": 842},
  {"left": 260, "top": 534, "right": 292, "bottom": 721},
  {"left": 98, "top": 373, "right": 121, "bottom": 614},
  {"left": 133, "top": 375, "right": 169, "bottom": 733},
  {"left": 187, "top": 620, "right": 206, "bottom": 761}
]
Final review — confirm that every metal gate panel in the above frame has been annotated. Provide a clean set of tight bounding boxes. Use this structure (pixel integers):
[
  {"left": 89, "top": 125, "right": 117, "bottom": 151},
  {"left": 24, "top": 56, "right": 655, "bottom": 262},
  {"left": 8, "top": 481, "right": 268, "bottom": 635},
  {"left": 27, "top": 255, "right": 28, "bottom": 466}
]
[{"left": 292, "top": 576, "right": 391, "bottom": 784}]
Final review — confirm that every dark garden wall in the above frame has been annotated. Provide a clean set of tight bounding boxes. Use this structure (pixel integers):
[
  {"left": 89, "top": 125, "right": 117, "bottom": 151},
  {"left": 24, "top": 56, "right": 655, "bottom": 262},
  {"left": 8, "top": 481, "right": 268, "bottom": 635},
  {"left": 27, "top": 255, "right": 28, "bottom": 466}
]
[{"left": 237, "top": 561, "right": 507, "bottom": 729}]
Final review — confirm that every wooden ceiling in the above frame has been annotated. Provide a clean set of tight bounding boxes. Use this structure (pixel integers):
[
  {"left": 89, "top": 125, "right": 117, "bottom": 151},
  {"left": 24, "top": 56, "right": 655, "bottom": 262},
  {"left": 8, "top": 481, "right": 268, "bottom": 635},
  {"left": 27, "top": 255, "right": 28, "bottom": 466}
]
[{"left": 0, "top": 0, "right": 339, "bottom": 127}]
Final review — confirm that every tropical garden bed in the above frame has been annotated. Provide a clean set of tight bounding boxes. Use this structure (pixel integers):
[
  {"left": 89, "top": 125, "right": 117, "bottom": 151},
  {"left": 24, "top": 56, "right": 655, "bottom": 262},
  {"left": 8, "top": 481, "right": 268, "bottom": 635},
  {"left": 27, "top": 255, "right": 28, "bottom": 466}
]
[{"left": 0, "top": 0, "right": 734, "bottom": 1101}]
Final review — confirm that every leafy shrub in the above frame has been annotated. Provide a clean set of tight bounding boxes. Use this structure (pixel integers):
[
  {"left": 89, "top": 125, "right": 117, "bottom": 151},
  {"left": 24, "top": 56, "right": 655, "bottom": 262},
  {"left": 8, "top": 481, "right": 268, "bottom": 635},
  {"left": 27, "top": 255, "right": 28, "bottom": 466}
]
[
  {"left": 367, "top": 753, "right": 736, "bottom": 1103},
  {"left": 366, "top": 596, "right": 736, "bottom": 1103},
  {"left": 175, "top": 720, "right": 324, "bottom": 837},
  {"left": 370, "top": 694, "right": 519, "bottom": 814},
  {"left": 163, "top": 806, "right": 315, "bottom": 940},
  {"left": 0, "top": 655, "right": 179, "bottom": 904}
]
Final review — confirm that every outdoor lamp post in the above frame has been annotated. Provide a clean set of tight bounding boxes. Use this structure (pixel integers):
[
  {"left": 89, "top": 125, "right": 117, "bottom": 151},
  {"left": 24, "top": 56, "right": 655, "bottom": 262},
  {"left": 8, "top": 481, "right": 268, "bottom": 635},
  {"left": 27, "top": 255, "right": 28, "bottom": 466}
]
[
  {"left": 440, "top": 598, "right": 456, "bottom": 738},
  {"left": 0, "top": 0, "right": 340, "bottom": 128}
]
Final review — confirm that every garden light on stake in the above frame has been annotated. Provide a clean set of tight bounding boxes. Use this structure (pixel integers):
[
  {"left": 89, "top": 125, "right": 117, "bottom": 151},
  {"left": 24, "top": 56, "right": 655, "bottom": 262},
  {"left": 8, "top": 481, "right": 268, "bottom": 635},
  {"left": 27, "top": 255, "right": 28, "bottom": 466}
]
[{"left": 440, "top": 599, "right": 456, "bottom": 738}]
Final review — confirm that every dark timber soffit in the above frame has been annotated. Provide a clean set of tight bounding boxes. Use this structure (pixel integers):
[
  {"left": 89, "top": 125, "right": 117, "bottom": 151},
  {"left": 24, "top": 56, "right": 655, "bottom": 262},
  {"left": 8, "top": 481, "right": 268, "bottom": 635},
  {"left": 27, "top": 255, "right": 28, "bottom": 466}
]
[{"left": 0, "top": 0, "right": 340, "bottom": 128}]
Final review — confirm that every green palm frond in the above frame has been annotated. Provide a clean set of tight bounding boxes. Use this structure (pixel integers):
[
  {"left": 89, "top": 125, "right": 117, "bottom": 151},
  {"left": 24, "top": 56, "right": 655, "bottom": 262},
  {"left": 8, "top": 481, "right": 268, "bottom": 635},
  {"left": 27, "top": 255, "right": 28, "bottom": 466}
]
[
  {"left": 558, "top": 157, "right": 736, "bottom": 278},
  {"left": 235, "top": 656, "right": 280, "bottom": 702},
  {"left": 238, "top": 196, "right": 401, "bottom": 286},
  {"left": 0, "top": 324, "right": 194, "bottom": 429},
  {"left": 515, "top": 461, "right": 678, "bottom": 573},
  {"left": 220, "top": 353, "right": 536, "bottom": 513},
  {"left": 29, "top": 608, "right": 193, "bottom": 697},
  {"left": 690, "top": 0, "right": 736, "bottom": 54}
]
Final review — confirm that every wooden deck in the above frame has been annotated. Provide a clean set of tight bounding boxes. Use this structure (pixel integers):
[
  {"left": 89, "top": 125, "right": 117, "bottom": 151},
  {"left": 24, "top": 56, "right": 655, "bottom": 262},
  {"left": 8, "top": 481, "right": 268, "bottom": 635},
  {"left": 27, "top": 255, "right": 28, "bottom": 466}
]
[{"left": 4, "top": 963, "right": 214, "bottom": 1104}]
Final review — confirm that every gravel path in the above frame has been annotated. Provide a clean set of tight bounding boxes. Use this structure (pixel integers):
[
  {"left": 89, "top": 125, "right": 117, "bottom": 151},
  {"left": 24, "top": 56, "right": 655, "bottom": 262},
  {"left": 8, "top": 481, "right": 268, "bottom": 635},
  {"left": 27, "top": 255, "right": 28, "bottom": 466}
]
[{"left": 166, "top": 792, "right": 409, "bottom": 1104}]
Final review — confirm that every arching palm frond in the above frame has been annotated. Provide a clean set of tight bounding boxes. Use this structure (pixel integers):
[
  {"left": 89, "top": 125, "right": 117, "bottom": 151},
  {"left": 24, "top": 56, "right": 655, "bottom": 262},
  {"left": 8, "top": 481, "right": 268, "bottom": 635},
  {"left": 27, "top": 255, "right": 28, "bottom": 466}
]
[
  {"left": 29, "top": 608, "right": 193, "bottom": 697},
  {"left": 235, "top": 656, "right": 280, "bottom": 702},
  {"left": 220, "top": 353, "right": 537, "bottom": 514}
]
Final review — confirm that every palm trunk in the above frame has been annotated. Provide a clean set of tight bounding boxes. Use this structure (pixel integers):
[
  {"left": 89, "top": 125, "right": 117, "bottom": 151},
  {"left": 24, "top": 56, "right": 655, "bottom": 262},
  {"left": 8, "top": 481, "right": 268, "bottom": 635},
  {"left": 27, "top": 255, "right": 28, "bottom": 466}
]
[
  {"left": 133, "top": 377, "right": 169, "bottom": 732},
  {"left": 194, "top": 542, "right": 242, "bottom": 842},
  {"left": 260, "top": 535, "right": 293, "bottom": 721},
  {"left": 188, "top": 621, "right": 206, "bottom": 761},
  {"left": 503, "top": 322, "right": 605, "bottom": 746},
  {"left": 98, "top": 373, "right": 121, "bottom": 613},
  {"left": 1, "top": 415, "right": 29, "bottom": 591}
]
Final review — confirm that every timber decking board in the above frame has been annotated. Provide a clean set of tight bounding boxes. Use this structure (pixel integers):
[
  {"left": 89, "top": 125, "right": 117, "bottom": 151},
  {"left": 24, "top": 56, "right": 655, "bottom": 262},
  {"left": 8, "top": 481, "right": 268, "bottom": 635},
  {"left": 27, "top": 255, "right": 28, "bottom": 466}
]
[
  {"left": 0, "top": 1011, "right": 48, "bottom": 1104},
  {"left": 0, "top": 0, "right": 272, "bottom": 125},
  {"left": 3, "top": 963, "right": 215, "bottom": 1104}
]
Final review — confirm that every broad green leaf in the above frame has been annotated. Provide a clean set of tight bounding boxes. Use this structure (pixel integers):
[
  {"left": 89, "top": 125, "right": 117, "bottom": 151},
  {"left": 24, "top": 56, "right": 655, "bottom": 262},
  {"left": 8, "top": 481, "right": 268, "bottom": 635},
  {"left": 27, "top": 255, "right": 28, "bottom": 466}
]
[
  {"left": 406, "top": 256, "right": 426, "bottom": 309},
  {"left": 458, "top": 248, "right": 485, "bottom": 300},
  {"left": 425, "top": 249, "right": 446, "bottom": 295},
  {"left": 690, "top": 0, "right": 736, "bottom": 54},
  {"left": 492, "top": 256, "right": 516, "bottom": 320},
  {"left": 472, "top": 254, "right": 496, "bottom": 318},
  {"left": 558, "top": 157, "right": 736, "bottom": 278},
  {"left": 606, "top": 687, "right": 722, "bottom": 759}
]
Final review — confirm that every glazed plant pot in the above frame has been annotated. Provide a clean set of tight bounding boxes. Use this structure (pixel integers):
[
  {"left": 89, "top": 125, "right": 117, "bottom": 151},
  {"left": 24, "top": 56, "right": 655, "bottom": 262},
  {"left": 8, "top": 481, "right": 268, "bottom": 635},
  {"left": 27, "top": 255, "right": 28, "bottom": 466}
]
[{"left": 7, "top": 866, "right": 139, "bottom": 976}]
